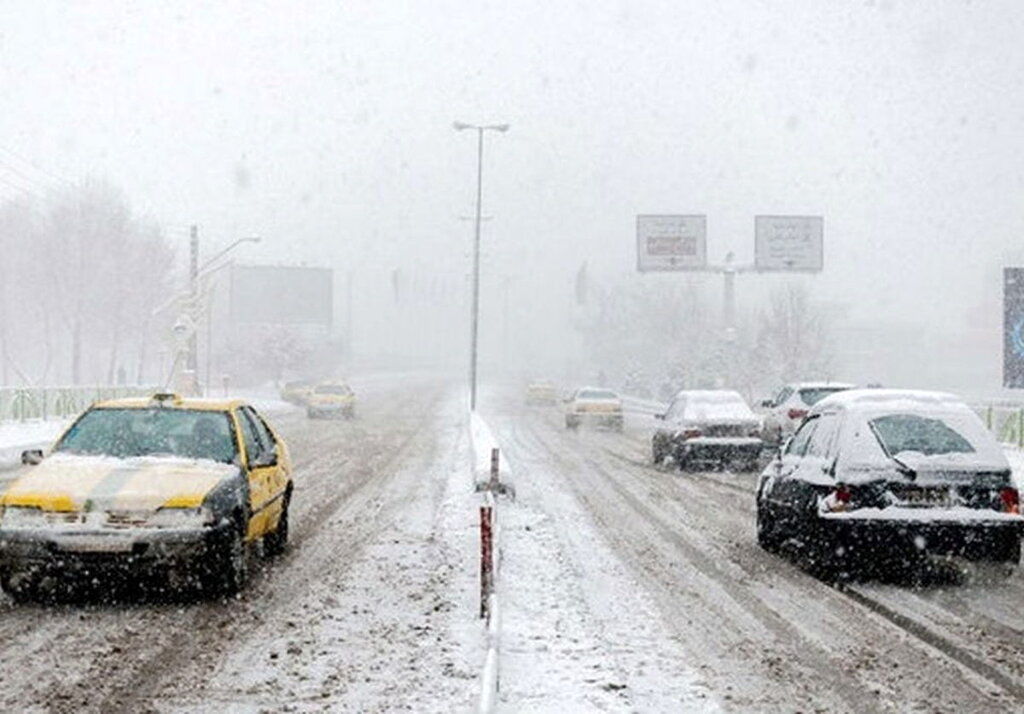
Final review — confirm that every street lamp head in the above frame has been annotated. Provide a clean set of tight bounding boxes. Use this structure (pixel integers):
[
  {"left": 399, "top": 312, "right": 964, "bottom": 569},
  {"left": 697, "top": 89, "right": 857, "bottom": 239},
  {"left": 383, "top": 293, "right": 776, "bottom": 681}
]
[
  {"left": 453, "top": 121, "right": 472, "bottom": 131},
  {"left": 491, "top": 124, "right": 510, "bottom": 133}
]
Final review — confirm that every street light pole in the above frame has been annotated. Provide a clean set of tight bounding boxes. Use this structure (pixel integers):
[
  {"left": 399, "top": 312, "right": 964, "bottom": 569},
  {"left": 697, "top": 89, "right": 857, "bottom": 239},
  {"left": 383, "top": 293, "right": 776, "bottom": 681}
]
[
  {"left": 187, "top": 226, "right": 199, "bottom": 383},
  {"left": 454, "top": 121, "right": 508, "bottom": 411},
  {"left": 188, "top": 234, "right": 261, "bottom": 395}
]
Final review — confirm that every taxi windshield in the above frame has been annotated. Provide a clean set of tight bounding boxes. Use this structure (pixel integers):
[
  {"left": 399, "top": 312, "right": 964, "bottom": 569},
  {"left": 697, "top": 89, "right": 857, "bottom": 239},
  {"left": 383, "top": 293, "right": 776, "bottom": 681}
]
[{"left": 56, "top": 407, "right": 237, "bottom": 463}]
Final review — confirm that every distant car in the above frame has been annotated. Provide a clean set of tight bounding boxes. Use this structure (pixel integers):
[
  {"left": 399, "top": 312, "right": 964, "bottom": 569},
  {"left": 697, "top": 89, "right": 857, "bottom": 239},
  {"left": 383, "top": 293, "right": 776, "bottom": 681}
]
[
  {"left": 306, "top": 381, "right": 356, "bottom": 419},
  {"left": 0, "top": 393, "right": 293, "bottom": 601},
  {"left": 281, "top": 379, "right": 315, "bottom": 406},
  {"left": 760, "top": 382, "right": 855, "bottom": 445},
  {"left": 565, "top": 387, "right": 624, "bottom": 431},
  {"left": 653, "top": 390, "right": 763, "bottom": 471},
  {"left": 525, "top": 381, "right": 558, "bottom": 406},
  {"left": 756, "top": 389, "right": 1024, "bottom": 574}
]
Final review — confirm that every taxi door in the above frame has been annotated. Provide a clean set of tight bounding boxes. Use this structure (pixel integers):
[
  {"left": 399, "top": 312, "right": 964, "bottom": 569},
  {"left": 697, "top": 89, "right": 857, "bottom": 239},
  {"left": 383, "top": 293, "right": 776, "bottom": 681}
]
[
  {"left": 235, "top": 407, "right": 279, "bottom": 539},
  {"left": 247, "top": 406, "right": 290, "bottom": 530}
]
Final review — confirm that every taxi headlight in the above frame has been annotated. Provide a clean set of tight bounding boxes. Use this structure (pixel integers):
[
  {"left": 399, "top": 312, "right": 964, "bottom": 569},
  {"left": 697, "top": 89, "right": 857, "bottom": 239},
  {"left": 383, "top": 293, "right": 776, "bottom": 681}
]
[
  {"left": 146, "top": 506, "right": 214, "bottom": 529},
  {"left": 1, "top": 506, "right": 48, "bottom": 528}
]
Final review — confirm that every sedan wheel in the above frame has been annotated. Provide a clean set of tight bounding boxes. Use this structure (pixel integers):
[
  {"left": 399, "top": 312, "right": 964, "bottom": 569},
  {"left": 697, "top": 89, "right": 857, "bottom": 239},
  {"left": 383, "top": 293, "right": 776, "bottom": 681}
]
[{"left": 756, "top": 503, "right": 781, "bottom": 553}]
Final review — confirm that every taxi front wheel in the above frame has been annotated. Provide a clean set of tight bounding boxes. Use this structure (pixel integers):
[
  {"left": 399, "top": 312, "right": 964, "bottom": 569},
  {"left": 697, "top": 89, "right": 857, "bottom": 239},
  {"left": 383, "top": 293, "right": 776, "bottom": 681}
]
[
  {"left": 264, "top": 493, "right": 291, "bottom": 557},
  {"left": 0, "top": 569, "right": 37, "bottom": 604},
  {"left": 204, "top": 515, "right": 249, "bottom": 596}
]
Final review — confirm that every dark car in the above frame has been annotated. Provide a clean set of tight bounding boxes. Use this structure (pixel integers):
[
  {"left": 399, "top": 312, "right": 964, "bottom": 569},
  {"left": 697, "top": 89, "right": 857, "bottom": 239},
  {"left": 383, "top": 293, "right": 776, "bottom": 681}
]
[
  {"left": 653, "top": 390, "right": 763, "bottom": 471},
  {"left": 756, "top": 389, "right": 1023, "bottom": 575}
]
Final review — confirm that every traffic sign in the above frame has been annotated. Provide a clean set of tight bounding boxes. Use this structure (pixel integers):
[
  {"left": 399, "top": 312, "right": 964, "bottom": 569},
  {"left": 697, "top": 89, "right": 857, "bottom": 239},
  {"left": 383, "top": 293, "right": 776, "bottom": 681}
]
[
  {"left": 754, "top": 215, "right": 823, "bottom": 272},
  {"left": 636, "top": 215, "right": 707, "bottom": 272}
]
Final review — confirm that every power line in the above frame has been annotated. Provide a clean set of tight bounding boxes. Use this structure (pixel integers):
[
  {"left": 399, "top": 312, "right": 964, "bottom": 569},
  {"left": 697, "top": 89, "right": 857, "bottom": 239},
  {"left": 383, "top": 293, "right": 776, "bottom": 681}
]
[{"left": 0, "top": 146, "right": 76, "bottom": 188}]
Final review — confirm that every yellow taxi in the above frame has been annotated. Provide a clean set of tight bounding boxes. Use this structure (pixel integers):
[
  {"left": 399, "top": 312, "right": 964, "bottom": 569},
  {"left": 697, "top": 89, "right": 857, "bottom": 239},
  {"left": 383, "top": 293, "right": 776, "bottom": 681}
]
[
  {"left": 306, "top": 381, "right": 356, "bottom": 419},
  {"left": 0, "top": 393, "right": 292, "bottom": 600},
  {"left": 281, "top": 379, "right": 315, "bottom": 405}
]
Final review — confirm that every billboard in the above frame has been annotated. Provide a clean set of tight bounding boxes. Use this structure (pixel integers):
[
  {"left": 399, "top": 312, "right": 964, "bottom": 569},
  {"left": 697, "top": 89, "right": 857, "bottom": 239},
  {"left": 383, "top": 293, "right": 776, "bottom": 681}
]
[
  {"left": 1004, "top": 268, "right": 1024, "bottom": 388},
  {"left": 636, "top": 215, "right": 707, "bottom": 271},
  {"left": 755, "top": 215, "right": 824, "bottom": 272},
  {"left": 229, "top": 264, "right": 333, "bottom": 327}
]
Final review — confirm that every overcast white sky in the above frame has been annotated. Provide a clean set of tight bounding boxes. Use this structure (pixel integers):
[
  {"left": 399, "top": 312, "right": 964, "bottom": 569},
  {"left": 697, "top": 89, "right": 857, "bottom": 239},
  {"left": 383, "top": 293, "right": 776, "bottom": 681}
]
[{"left": 1, "top": 0, "right": 1022, "bottom": 341}]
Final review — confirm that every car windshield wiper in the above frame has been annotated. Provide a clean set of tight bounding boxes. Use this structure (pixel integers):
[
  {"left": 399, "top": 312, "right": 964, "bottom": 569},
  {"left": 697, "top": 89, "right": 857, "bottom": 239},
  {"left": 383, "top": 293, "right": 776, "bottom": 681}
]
[{"left": 868, "top": 421, "right": 917, "bottom": 481}]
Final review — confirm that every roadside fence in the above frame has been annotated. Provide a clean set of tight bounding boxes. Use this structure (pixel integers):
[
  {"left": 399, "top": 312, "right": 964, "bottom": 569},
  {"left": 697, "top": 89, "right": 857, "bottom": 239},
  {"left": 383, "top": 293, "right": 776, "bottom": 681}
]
[{"left": 0, "top": 385, "right": 157, "bottom": 422}]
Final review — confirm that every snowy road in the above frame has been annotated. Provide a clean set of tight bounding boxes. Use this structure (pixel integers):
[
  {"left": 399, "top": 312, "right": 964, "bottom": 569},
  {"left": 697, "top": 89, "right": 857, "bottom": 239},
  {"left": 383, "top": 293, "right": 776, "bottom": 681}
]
[
  {"left": 3, "top": 380, "right": 1024, "bottom": 712},
  {"left": 0, "top": 378, "right": 482, "bottom": 713},
  {"left": 482, "top": 389, "right": 1024, "bottom": 712}
]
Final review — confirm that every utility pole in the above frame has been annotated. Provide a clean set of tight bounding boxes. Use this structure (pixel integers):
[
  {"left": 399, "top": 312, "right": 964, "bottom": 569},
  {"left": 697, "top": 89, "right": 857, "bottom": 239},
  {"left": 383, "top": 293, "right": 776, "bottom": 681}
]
[
  {"left": 454, "top": 121, "right": 509, "bottom": 411},
  {"left": 346, "top": 270, "right": 354, "bottom": 363}
]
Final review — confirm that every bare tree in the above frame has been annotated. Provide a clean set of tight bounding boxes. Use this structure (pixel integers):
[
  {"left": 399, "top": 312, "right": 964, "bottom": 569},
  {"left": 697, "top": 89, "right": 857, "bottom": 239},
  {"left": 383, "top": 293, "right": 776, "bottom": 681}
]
[{"left": 753, "top": 283, "right": 834, "bottom": 386}]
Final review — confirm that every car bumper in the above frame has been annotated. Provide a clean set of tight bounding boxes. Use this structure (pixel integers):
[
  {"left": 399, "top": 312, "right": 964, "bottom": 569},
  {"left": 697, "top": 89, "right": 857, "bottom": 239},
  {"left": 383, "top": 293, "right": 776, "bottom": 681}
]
[
  {"left": 308, "top": 403, "right": 353, "bottom": 415},
  {"left": 0, "top": 521, "right": 232, "bottom": 576},
  {"left": 568, "top": 412, "right": 623, "bottom": 427},
  {"left": 679, "top": 437, "right": 763, "bottom": 462},
  {"left": 818, "top": 510, "right": 1024, "bottom": 559}
]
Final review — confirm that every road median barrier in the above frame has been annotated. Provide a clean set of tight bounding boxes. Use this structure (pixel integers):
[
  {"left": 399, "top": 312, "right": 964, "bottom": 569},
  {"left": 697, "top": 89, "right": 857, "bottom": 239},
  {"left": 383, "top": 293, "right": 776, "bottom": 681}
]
[{"left": 469, "top": 411, "right": 511, "bottom": 713}]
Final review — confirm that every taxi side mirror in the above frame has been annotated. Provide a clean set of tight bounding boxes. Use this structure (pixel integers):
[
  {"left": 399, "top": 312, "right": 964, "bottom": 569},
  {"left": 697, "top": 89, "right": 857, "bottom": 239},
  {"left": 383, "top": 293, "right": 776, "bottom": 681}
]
[
  {"left": 21, "top": 449, "right": 43, "bottom": 466},
  {"left": 654, "top": 413, "right": 665, "bottom": 420},
  {"left": 760, "top": 399, "right": 774, "bottom": 408}
]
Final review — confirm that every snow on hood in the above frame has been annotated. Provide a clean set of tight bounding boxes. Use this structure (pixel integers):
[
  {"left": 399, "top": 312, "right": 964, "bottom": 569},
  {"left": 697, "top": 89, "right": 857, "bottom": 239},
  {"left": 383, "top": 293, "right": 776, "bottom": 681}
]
[{"left": 3, "top": 452, "right": 239, "bottom": 513}]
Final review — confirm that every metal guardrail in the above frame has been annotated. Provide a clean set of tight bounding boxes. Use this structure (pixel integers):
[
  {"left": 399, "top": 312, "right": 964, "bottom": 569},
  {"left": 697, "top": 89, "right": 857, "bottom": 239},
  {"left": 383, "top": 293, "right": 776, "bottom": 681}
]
[
  {"left": 0, "top": 386, "right": 157, "bottom": 422},
  {"left": 621, "top": 396, "right": 667, "bottom": 416},
  {"left": 979, "top": 405, "right": 1024, "bottom": 449}
]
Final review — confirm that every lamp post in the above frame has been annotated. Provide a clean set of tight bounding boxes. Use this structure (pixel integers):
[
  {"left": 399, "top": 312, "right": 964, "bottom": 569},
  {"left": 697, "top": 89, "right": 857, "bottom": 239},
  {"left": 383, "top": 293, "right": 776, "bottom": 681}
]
[{"left": 453, "top": 121, "right": 508, "bottom": 411}]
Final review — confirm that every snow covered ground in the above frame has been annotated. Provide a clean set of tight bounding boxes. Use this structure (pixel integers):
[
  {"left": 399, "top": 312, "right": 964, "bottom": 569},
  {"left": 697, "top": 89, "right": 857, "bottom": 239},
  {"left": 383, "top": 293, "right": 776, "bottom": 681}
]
[{"left": 4, "top": 379, "right": 1024, "bottom": 711}]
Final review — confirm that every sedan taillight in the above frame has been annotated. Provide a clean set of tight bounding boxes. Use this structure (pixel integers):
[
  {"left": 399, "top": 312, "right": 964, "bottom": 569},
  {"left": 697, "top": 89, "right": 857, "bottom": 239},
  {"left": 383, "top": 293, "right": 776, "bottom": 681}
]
[
  {"left": 681, "top": 428, "right": 702, "bottom": 440},
  {"left": 1000, "top": 487, "right": 1020, "bottom": 514},
  {"left": 820, "top": 484, "right": 852, "bottom": 513},
  {"left": 787, "top": 408, "right": 808, "bottom": 421}
]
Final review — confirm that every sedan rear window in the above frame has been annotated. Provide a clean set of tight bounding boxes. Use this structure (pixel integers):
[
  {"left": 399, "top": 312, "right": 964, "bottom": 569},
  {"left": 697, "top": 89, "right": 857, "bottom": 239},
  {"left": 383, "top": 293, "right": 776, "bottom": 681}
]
[
  {"left": 314, "top": 384, "right": 351, "bottom": 395},
  {"left": 57, "top": 408, "right": 237, "bottom": 463},
  {"left": 798, "top": 387, "right": 848, "bottom": 406},
  {"left": 868, "top": 413, "right": 975, "bottom": 458},
  {"left": 579, "top": 390, "right": 617, "bottom": 400}
]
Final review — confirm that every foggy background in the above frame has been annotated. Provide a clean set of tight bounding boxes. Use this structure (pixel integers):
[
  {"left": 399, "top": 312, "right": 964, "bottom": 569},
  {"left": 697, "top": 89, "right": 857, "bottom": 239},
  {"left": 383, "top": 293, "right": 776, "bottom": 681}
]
[{"left": 1, "top": 0, "right": 1022, "bottom": 398}]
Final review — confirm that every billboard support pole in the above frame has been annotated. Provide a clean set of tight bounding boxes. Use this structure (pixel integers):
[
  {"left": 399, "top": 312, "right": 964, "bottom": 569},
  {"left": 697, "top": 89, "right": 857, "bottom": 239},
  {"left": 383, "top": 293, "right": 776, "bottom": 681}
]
[{"left": 722, "top": 253, "right": 736, "bottom": 332}]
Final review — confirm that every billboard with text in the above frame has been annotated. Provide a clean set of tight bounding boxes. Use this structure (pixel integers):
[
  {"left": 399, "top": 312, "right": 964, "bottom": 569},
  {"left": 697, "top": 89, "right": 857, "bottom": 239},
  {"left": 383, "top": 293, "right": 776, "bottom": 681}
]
[
  {"left": 755, "top": 215, "right": 823, "bottom": 272},
  {"left": 636, "top": 215, "right": 707, "bottom": 271}
]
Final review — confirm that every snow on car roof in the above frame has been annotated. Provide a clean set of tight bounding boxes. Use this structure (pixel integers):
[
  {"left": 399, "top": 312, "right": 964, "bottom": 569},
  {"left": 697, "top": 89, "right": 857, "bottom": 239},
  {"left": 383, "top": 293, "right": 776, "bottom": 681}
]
[
  {"left": 674, "top": 389, "right": 746, "bottom": 403},
  {"left": 791, "top": 381, "right": 856, "bottom": 390},
  {"left": 811, "top": 388, "right": 964, "bottom": 414}
]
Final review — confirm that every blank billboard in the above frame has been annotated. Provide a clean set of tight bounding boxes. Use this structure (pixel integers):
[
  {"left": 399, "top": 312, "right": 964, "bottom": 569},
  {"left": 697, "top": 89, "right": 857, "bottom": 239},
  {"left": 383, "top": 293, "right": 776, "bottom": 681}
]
[{"left": 229, "top": 264, "right": 333, "bottom": 327}]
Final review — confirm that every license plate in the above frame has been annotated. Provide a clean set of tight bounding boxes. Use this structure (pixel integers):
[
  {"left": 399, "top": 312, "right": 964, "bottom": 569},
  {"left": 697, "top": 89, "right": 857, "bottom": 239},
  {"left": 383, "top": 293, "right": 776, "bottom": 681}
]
[
  {"left": 895, "top": 486, "right": 952, "bottom": 508},
  {"left": 58, "top": 536, "right": 134, "bottom": 553}
]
